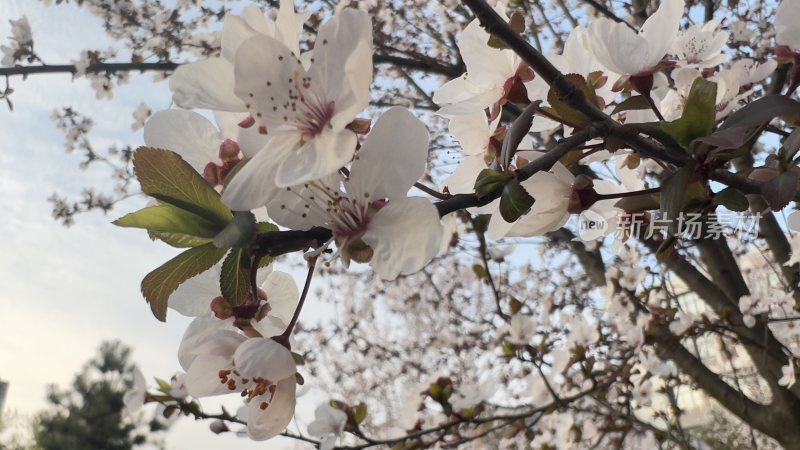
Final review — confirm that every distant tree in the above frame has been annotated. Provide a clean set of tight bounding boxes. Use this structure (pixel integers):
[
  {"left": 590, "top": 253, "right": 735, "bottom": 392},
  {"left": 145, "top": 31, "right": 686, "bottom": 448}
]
[{"left": 32, "top": 341, "right": 168, "bottom": 450}]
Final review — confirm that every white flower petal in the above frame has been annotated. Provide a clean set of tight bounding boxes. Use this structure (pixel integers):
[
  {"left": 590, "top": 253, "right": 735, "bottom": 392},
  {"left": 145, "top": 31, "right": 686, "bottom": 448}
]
[
  {"left": 639, "top": 0, "right": 684, "bottom": 66},
  {"left": 234, "top": 338, "right": 297, "bottom": 381},
  {"left": 186, "top": 355, "right": 236, "bottom": 397},
  {"left": 246, "top": 377, "right": 297, "bottom": 440},
  {"left": 275, "top": 0, "right": 309, "bottom": 57},
  {"left": 260, "top": 271, "right": 300, "bottom": 326},
  {"left": 308, "top": 8, "right": 373, "bottom": 127},
  {"left": 445, "top": 155, "right": 486, "bottom": 195},
  {"left": 170, "top": 58, "right": 243, "bottom": 111},
  {"left": 221, "top": 6, "right": 276, "bottom": 63},
  {"left": 458, "top": 19, "right": 516, "bottom": 88},
  {"left": 347, "top": 107, "right": 430, "bottom": 200},
  {"left": 168, "top": 264, "right": 221, "bottom": 317},
  {"left": 362, "top": 197, "right": 443, "bottom": 280},
  {"left": 221, "top": 136, "right": 288, "bottom": 211},
  {"left": 177, "top": 317, "right": 236, "bottom": 370},
  {"left": 143, "top": 110, "right": 220, "bottom": 174},
  {"left": 275, "top": 128, "right": 356, "bottom": 187},
  {"left": 265, "top": 173, "right": 340, "bottom": 230},
  {"left": 449, "top": 111, "right": 491, "bottom": 156}
]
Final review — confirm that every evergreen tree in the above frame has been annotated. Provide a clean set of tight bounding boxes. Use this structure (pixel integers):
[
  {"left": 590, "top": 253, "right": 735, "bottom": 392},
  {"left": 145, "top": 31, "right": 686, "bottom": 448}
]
[{"left": 32, "top": 341, "right": 167, "bottom": 450}]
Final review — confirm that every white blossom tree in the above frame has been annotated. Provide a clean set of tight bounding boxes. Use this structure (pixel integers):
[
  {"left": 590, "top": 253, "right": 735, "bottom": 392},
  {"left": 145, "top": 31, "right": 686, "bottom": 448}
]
[{"left": 6, "top": 0, "right": 800, "bottom": 448}]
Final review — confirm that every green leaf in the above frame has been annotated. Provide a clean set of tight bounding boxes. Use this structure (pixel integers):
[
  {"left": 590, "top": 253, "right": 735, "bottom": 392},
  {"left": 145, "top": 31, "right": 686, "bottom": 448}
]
[
  {"left": 693, "top": 126, "right": 752, "bottom": 152},
  {"left": 660, "top": 166, "right": 694, "bottom": 236},
  {"left": 713, "top": 188, "right": 749, "bottom": 212},
  {"left": 114, "top": 204, "right": 221, "bottom": 238},
  {"left": 155, "top": 378, "right": 172, "bottom": 394},
  {"left": 257, "top": 221, "right": 279, "bottom": 234},
  {"left": 148, "top": 231, "right": 212, "bottom": 248},
  {"left": 219, "top": 249, "right": 252, "bottom": 307},
  {"left": 662, "top": 78, "right": 717, "bottom": 147},
  {"left": 474, "top": 169, "right": 513, "bottom": 199},
  {"left": 354, "top": 403, "right": 368, "bottom": 425},
  {"left": 614, "top": 193, "right": 661, "bottom": 213},
  {"left": 501, "top": 100, "right": 541, "bottom": 171},
  {"left": 141, "top": 243, "right": 228, "bottom": 321},
  {"left": 487, "top": 35, "right": 507, "bottom": 49},
  {"left": 472, "top": 263, "right": 488, "bottom": 280},
  {"left": 785, "top": 128, "right": 800, "bottom": 162},
  {"left": 133, "top": 147, "right": 233, "bottom": 227},
  {"left": 721, "top": 95, "right": 800, "bottom": 130},
  {"left": 499, "top": 179, "right": 535, "bottom": 222},
  {"left": 610, "top": 95, "right": 651, "bottom": 116},
  {"left": 547, "top": 74, "right": 600, "bottom": 127},
  {"left": 762, "top": 170, "right": 799, "bottom": 211}
]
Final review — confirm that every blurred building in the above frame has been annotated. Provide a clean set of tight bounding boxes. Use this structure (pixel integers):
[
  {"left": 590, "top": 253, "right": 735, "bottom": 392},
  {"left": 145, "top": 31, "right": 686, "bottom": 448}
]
[{"left": 0, "top": 379, "right": 8, "bottom": 413}]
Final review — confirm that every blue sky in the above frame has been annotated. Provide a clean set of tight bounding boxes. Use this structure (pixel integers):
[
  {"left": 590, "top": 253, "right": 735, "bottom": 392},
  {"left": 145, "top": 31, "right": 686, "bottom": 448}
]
[{"left": 0, "top": 1, "right": 321, "bottom": 448}]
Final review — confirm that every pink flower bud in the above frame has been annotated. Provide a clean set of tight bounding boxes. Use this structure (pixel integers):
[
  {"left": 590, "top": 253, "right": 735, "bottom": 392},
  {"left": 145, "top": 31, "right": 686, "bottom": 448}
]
[
  {"left": 218, "top": 139, "right": 240, "bottom": 161},
  {"left": 209, "top": 420, "right": 229, "bottom": 434},
  {"left": 203, "top": 162, "right": 220, "bottom": 187},
  {"left": 210, "top": 295, "right": 233, "bottom": 320}
]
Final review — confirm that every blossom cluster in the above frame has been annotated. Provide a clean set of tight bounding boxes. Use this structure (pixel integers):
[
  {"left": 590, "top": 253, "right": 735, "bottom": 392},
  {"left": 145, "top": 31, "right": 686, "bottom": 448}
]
[{"left": 106, "top": 0, "right": 800, "bottom": 447}]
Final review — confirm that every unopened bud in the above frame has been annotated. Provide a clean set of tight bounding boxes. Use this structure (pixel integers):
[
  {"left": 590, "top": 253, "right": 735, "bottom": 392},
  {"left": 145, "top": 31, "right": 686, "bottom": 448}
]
[
  {"left": 203, "top": 162, "right": 220, "bottom": 187},
  {"left": 210, "top": 295, "right": 233, "bottom": 320},
  {"left": 568, "top": 175, "right": 599, "bottom": 214},
  {"left": 347, "top": 118, "right": 372, "bottom": 134},
  {"left": 218, "top": 139, "right": 240, "bottom": 161},
  {"left": 209, "top": 420, "right": 229, "bottom": 434},
  {"left": 517, "top": 64, "right": 536, "bottom": 83}
]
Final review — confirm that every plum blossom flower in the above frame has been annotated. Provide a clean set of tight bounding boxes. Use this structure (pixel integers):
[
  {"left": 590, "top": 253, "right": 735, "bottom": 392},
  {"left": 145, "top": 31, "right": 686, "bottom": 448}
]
[
  {"left": 131, "top": 102, "right": 151, "bottom": 131},
  {"left": 229, "top": 8, "right": 373, "bottom": 189},
  {"left": 433, "top": 12, "right": 532, "bottom": 119},
  {"left": 443, "top": 111, "right": 504, "bottom": 195},
  {"left": 144, "top": 109, "right": 267, "bottom": 188},
  {"left": 729, "top": 21, "right": 755, "bottom": 43},
  {"left": 307, "top": 403, "right": 348, "bottom": 450},
  {"left": 526, "top": 26, "right": 618, "bottom": 132},
  {"left": 1, "top": 17, "right": 33, "bottom": 67},
  {"left": 739, "top": 295, "right": 758, "bottom": 328},
  {"left": 776, "top": 0, "right": 800, "bottom": 52},
  {"left": 178, "top": 318, "right": 299, "bottom": 441},
  {"left": 169, "top": 0, "right": 307, "bottom": 111},
  {"left": 672, "top": 20, "right": 729, "bottom": 69},
  {"left": 449, "top": 376, "right": 498, "bottom": 411},
  {"left": 486, "top": 160, "right": 621, "bottom": 240},
  {"left": 587, "top": 0, "right": 683, "bottom": 86},
  {"left": 165, "top": 260, "right": 295, "bottom": 319},
  {"left": 262, "top": 107, "right": 444, "bottom": 280},
  {"left": 564, "top": 314, "right": 599, "bottom": 349},
  {"left": 170, "top": 372, "right": 189, "bottom": 400},
  {"left": 233, "top": 338, "right": 298, "bottom": 440},
  {"left": 506, "top": 313, "right": 536, "bottom": 345},
  {"left": 669, "top": 310, "right": 697, "bottom": 335},
  {"left": 122, "top": 366, "right": 147, "bottom": 416}
]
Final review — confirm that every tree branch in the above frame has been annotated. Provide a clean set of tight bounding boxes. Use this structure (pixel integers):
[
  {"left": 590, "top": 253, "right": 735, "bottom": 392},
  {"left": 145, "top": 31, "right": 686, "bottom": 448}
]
[
  {"left": 0, "top": 53, "right": 461, "bottom": 78},
  {"left": 0, "top": 62, "right": 179, "bottom": 77}
]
